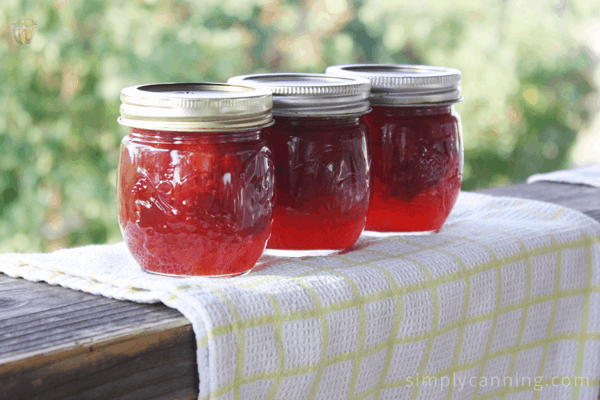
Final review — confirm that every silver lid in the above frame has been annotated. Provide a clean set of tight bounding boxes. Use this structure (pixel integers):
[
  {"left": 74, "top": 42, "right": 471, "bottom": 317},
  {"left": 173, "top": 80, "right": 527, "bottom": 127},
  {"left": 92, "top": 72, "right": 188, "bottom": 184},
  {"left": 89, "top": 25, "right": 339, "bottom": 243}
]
[
  {"left": 325, "top": 64, "right": 462, "bottom": 106},
  {"left": 227, "top": 73, "right": 371, "bottom": 117},
  {"left": 118, "top": 83, "right": 273, "bottom": 132}
]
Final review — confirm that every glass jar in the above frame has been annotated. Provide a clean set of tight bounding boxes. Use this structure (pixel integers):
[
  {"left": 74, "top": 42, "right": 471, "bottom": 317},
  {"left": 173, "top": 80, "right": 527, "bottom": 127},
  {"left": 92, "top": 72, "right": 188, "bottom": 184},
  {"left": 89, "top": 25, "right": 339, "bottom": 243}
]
[
  {"left": 326, "top": 64, "right": 463, "bottom": 235},
  {"left": 117, "top": 83, "right": 275, "bottom": 276},
  {"left": 228, "top": 74, "right": 371, "bottom": 256}
]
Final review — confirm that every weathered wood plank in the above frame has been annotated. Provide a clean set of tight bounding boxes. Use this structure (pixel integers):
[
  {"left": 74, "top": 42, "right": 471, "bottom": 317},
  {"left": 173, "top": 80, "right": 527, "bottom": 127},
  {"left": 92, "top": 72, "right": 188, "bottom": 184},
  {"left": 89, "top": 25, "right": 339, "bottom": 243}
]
[
  {"left": 0, "top": 276, "right": 196, "bottom": 399},
  {"left": 0, "top": 318, "right": 197, "bottom": 400},
  {"left": 476, "top": 181, "right": 600, "bottom": 221},
  {"left": 0, "top": 180, "right": 598, "bottom": 399},
  {"left": 0, "top": 276, "right": 187, "bottom": 358}
]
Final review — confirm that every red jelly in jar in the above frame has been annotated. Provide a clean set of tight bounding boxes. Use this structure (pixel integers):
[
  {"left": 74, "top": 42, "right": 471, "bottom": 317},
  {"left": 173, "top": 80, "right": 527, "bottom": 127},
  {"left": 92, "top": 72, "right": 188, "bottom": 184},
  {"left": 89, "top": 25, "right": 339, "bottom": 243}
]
[
  {"left": 117, "top": 83, "right": 275, "bottom": 276},
  {"left": 326, "top": 64, "right": 463, "bottom": 235},
  {"left": 228, "top": 74, "right": 371, "bottom": 256}
]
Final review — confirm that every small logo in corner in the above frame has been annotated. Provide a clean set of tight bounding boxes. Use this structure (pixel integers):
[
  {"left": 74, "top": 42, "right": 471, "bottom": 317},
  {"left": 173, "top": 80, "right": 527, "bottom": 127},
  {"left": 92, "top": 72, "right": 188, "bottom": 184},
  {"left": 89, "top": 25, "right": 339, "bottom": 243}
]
[{"left": 12, "top": 19, "right": 37, "bottom": 45}]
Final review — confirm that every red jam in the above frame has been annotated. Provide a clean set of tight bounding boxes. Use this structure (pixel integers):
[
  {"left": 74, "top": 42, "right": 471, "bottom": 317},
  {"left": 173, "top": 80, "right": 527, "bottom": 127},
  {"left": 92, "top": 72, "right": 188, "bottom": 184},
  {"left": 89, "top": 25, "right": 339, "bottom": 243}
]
[
  {"left": 264, "top": 116, "right": 370, "bottom": 251},
  {"left": 363, "top": 105, "right": 462, "bottom": 233},
  {"left": 117, "top": 128, "right": 274, "bottom": 276}
]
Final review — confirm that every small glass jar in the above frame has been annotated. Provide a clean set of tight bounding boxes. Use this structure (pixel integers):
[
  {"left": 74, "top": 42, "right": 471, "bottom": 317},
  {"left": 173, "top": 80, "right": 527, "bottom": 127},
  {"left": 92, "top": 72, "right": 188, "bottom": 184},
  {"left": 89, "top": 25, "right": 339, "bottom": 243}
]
[
  {"left": 326, "top": 64, "right": 463, "bottom": 235},
  {"left": 117, "top": 83, "right": 275, "bottom": 276},
  {"left": 228, "top": 73, "right": 371, "bottom": 256}
]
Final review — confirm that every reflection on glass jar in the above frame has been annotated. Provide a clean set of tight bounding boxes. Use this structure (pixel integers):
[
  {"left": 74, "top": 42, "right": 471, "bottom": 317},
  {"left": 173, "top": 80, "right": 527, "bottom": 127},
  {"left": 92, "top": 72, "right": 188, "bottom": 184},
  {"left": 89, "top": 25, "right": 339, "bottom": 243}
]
[
  {"left": 264, "top": 116, "right": 369, "bottom": 252},
  {"left": 117, "top": 83, "right": 274, "bottom": 276},
  {"left": 327, "top": 64, "right": 464, "bottom": 235},
  {"left": 228, "top": 73, "right": 372, "bottom": 256},
  {"left": 365, "top": 105, "right": 462, "bottom": 233}
]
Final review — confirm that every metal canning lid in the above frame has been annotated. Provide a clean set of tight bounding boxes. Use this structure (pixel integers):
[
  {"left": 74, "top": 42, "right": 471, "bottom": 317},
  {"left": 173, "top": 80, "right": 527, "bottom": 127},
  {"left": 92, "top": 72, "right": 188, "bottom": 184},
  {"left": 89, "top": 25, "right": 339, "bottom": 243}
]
[
  {"left": 227, "top": 73, "right": 371, "bottom": 117},
  {"left": 325, "top": 64, "right": 462, "bottom": 106},
  {"left": 118, "top": 82, "right": 273, "bottom": 132}
]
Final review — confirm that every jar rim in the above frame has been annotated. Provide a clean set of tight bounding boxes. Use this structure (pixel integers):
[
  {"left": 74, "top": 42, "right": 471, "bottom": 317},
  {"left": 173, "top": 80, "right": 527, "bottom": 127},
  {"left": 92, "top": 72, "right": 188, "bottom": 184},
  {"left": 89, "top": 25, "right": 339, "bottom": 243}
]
[
  {"left": 326, "top": 64, "right": 462, "bottom": 106},
  {"left": 227, "top": 73, "right": 371, "bottom": 117},
  {"left": 118, "top": 82, "right": 274, "bottom": 132}
]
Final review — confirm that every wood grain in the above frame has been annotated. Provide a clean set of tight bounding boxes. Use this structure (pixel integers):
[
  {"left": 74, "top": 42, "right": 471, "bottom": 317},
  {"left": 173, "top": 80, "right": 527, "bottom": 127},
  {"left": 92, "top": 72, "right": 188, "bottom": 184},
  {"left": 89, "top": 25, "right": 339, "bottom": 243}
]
[
  {"left": 1, "top": 319, "right": 197, "bottom": 400},
  {"left": 0, "top": 180, "right": 598, "bottom": 399},
  {"left": 0, "top": 277, "right": 196, "bottom": 399},
  {"left": 0, "top": 276, "right": 187, "bottom": 359},
  {"left": 476, "top": 181, "right": 600, "bottom": 221}
]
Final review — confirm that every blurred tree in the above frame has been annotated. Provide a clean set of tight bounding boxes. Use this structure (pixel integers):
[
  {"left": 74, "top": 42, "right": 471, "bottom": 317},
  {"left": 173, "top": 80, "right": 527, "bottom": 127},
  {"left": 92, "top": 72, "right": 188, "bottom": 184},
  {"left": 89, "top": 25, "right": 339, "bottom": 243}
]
[{"left": 0, "top": 0, "right": 598, "bottom": 252}]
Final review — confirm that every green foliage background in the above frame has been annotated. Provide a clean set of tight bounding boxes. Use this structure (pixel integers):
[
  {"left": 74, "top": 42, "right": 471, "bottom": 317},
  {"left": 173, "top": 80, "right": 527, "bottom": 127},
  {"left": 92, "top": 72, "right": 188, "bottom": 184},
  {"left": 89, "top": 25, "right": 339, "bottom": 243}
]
[{"left": 1, "top": 0, "right": 599, "bottom": 252}]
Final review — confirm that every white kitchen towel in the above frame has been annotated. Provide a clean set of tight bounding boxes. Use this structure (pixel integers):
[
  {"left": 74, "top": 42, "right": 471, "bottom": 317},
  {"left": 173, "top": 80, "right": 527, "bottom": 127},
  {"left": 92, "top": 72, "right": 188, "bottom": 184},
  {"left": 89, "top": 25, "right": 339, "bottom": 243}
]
[
  {"left": 527, "top": 164, "right": 600, "bottom": 187},
  {"left": 2, "top": 191, "right": 600, "bottom": 400}
]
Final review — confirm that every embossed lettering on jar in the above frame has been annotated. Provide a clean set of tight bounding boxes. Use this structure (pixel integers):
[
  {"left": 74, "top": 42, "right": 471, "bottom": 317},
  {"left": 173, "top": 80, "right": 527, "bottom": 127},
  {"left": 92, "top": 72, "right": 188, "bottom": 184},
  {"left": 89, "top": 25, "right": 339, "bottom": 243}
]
[
  {"left": 228, "top": 73, "right": 371, "bottom": 256},
  {"left": 117, "top": 83, "right": 275, "bottom": 276},
  {"left": 326, "top": 64, "right": 464, "bottom": 235}
]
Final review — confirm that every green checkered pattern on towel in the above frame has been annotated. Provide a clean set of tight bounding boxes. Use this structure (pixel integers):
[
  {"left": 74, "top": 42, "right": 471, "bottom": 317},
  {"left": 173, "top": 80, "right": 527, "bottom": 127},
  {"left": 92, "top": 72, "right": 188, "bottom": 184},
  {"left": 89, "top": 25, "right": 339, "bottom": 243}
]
[
  {"left": 2, "top": 192, "right": 600, "bottom": 400},
  {"left": 161, "top": 193, "right": 600, "bottom": 400}
]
